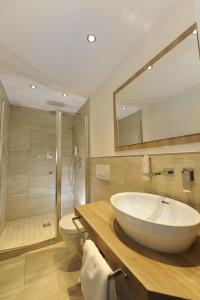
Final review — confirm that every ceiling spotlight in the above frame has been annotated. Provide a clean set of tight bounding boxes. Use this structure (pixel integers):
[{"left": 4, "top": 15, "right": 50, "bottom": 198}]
[
  {"left": 87, "top": 34, "right": 96, "bottom": 43},
  {"left": 192, "top": 29, "right": 197, "bottom": 35},
  {"left": 146, "top": 65, "right": 153, "bottom": 70},
  {"left": 122, "top": 106, "right": 126, "bottom": 111},
  {"left": 30, "top": 84, "right": 37, "bottom": 89},
  {"left": 63, "top": 92, "right": 68, "bottom": 97}
]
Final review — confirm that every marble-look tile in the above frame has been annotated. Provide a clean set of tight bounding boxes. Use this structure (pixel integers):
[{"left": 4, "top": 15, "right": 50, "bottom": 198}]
[
  {"left": 30, "top": 129, "right": 48, "bottom": 152},
  {"left": 8, "top": 151, "right": 30, "bottom": 176},
  {"left": 0, "top": 255, "right": 25, "bottom": 293},
  {"left": 7, "top": 193, "right": 55, "bottom": 221},
  {"left": 6, "top": 192, "right": 30, "bottom": 221},
  {"left": 89, "top": 154, "right": 200, "bottom": 212},
  {"left": 29, "top": 175, "right": 55, "bottom": 197},
  {"left": 8, "top": 175, "right": 29, "bottom": 195},
  {"left": 24, "top": 242, "right": 80, "bottom": 283},
  {"left": 10, "top": 105, "right": 56, "bottom": 130},
  {"left": 151, "top": 154, "right": 200, "bottom": 207},
  {"left": 0, "top": 270, "right": 82, "bottom": 300},
  {"left": 0, "top": 242, "right": 83, "bottom": 300},
  {"left": 62, "top": 114, "right": 74, "bottom": 129},
  {"left": 9, "top": 128, "right": 30, "bottom": 151}
]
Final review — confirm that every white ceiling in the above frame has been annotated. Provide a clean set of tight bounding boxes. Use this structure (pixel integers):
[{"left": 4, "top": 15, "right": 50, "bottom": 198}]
[
  {"left": 1, "top": 73, "right": 86, "bottom": 112},
  {"left": 0, "top": 0, "right": 176, "bottom": 111}
]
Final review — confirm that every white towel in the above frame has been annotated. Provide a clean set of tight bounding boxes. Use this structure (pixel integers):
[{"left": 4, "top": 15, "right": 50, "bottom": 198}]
[{"left": 80, "top": 240, "right": 116, "bottom": 300}]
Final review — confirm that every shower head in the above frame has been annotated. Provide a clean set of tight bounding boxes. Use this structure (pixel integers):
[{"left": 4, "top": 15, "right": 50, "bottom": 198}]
[
  {"left": 47, "top": 100, "right": 81, "bottom": 117},
  {"left": 47, "top": 100, "right": 65, "bottom": 108}
]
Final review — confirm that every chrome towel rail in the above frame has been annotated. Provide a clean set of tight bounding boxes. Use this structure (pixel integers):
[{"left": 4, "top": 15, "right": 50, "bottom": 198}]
[
  {"left": 108, "top": 268, "right": 128, "bottom": 280},
  {"left": 73, "top": 215, "right": 128, "bottom": 281},
  {"left": 72, "top": 216, "right": 87, "bottom": 234},
  {"left": 107, "top": 269, "right": 128, "bottom": 300}
]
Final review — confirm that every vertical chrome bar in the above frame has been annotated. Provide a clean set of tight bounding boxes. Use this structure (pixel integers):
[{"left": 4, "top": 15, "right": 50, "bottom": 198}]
[
  {"left": 84, "top": 113, "right": 90, "bottom": 203},
  {"left": 0, "top": 100, "right": 5, "bottom": 176},
  {"left": 55, "top": 109, "right": 62, "bottom": 237}
]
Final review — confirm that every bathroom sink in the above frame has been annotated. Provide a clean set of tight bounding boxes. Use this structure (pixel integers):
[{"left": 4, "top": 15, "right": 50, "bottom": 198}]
[{"left": 110, "top": 192, "right": 200, "bottom": 253}]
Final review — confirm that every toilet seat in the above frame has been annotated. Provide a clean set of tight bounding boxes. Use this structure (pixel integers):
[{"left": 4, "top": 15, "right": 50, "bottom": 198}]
[{"left": 59, "top": 212, "right": 83, "bottom": 235}]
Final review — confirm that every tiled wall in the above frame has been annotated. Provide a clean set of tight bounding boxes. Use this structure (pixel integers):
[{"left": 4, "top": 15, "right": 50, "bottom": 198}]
[
  {"left": 0, "top": 82, "right": 10, "bottom": 233},
  {"left": 89, "top": 153, "right": 200, "bottom": 212},
  {"left": 7, "top": 105, "right": 74, "bottom": 221}
]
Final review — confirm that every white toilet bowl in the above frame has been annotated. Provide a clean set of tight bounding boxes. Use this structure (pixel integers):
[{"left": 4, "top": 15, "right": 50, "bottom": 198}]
[{"left": 59, "top": 212, "right": 84, "bottom": 256}]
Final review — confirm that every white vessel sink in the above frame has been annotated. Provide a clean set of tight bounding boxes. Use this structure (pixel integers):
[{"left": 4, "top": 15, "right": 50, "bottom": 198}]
[{"left": 110, "top": 192, "right": 200, "bottom": 253}]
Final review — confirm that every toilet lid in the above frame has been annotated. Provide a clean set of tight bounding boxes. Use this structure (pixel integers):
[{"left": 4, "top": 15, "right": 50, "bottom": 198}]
[{"left": 59, "top": 212, "right": 84, "bottom": 235}]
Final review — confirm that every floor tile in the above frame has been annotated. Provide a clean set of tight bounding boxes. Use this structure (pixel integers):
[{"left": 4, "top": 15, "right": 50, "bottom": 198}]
[
  {"left": 0, "top": 255, "right": 25, "bottom": 293},
  {"left": 0, "top": 242, "right": 83, "bottom": 300},
  {"left": 0, "top": 270, "right": 83, "bottom": 300},
  {"left": 0, "top": 213, "right": 56, "bottom": 250},
  {"left": 25, "top": 242, "right": 81, "bottom": 283}
]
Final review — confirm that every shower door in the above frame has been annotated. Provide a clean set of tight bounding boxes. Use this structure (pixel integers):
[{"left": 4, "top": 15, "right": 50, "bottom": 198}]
[
  {"left": 0, "top": 105, "right": 58, "bottom": 251},
  {"left": 60, "top": 110, "right": 89, "bottom": 219}
]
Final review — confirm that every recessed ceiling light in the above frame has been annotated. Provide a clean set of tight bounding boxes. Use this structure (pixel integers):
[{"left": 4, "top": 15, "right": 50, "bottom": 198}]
[
  {"left": 63, "top": 92, "right": 68, "bottom": 97},
  {"left": 30, "top": 84, "right": 37, "bottom": 89},
  {"left": 146, "top": 65, "right": 153, "bottom": 70},
  {"left": 87, "top": 34, "right": 96, "bottom": 43},
  {"left": 192, "top": 29, "right": 197, "bottom": 35},
  {"left": 122, "top": 106, "right": 126, "bottom": 111}
]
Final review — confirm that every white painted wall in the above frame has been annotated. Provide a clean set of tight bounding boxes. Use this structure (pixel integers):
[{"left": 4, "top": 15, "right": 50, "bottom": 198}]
[
  {"left": 194, "top": 0, "right": 200, "bottom": 34},
  {"left": 90, "top": 0, "right": 200, "bottom": 157},
  {"left": 142, "top": 83, "right": 200, "bottom": 141}
]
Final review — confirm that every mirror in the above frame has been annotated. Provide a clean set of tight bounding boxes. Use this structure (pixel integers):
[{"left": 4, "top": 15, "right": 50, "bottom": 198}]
[{"left": 114, "top": 24, "right": 200, "bottom": 150}]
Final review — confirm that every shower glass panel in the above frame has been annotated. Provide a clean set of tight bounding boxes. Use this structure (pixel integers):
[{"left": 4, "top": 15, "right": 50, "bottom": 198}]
[
  {"left": 73, "top": 115, "right": 87, "bottom": 206},
  {"left": 61, "top": 112, "right": 87, "bottom": 217},
  {"left": 61, "top": 112, "right": 76, "bottom": 215},
  {"left": 0, "top": 105, "right": 57, "bottom": 250}
]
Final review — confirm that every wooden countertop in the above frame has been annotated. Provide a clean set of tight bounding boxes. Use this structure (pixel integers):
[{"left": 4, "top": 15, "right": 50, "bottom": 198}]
[{"left": 75, "top": 200, "right": 200, "bottom": 300}]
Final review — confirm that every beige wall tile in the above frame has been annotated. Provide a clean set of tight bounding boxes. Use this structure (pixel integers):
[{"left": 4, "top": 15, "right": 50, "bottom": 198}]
[
  {"left": 89, "top": 154, "right": 200, "bottom": 212},
  {"left": 30, "top": 129, "right": 48, "bottom": 152},
  {"left": 7, "top": 193, "right": 30, "bottom": 220},
  {"left": 8, "top": 175, "right": 29, "bottom": 195},
  {"left": 10, "top": 106, "right": 56, "bottom": 130},
  {"left": 8, "top": 151, "right": 30, "bottom": 176},
  {"left": 9, "top": 128, "right": 30, "bottom": 151},
  {"left": 29, "top": 175, "right": 55, "bottom": 196}
]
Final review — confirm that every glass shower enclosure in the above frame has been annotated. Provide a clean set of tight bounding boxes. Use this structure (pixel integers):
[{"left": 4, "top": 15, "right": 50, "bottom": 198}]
[{"left": 0, "top": 102, "right": 88, "bottom": 254}]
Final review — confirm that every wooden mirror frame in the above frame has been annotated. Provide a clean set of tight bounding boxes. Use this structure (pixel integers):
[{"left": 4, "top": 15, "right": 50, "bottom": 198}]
[{"left": 113, "top": 23, "right": 200, "bottom": 151}]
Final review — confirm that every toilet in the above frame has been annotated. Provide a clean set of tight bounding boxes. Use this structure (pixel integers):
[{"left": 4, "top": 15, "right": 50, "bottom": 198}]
[{"left": 59, "top": 211, "right": 84, "bottom": 256}]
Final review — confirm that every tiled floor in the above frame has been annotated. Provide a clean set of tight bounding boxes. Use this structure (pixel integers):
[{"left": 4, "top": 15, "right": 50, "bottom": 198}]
[
  {"left": 0, "top": 242, "right": 83, "bottom": 300},
  {"left": 0, "top": 213, "right": 56, "bottom": 250}
]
